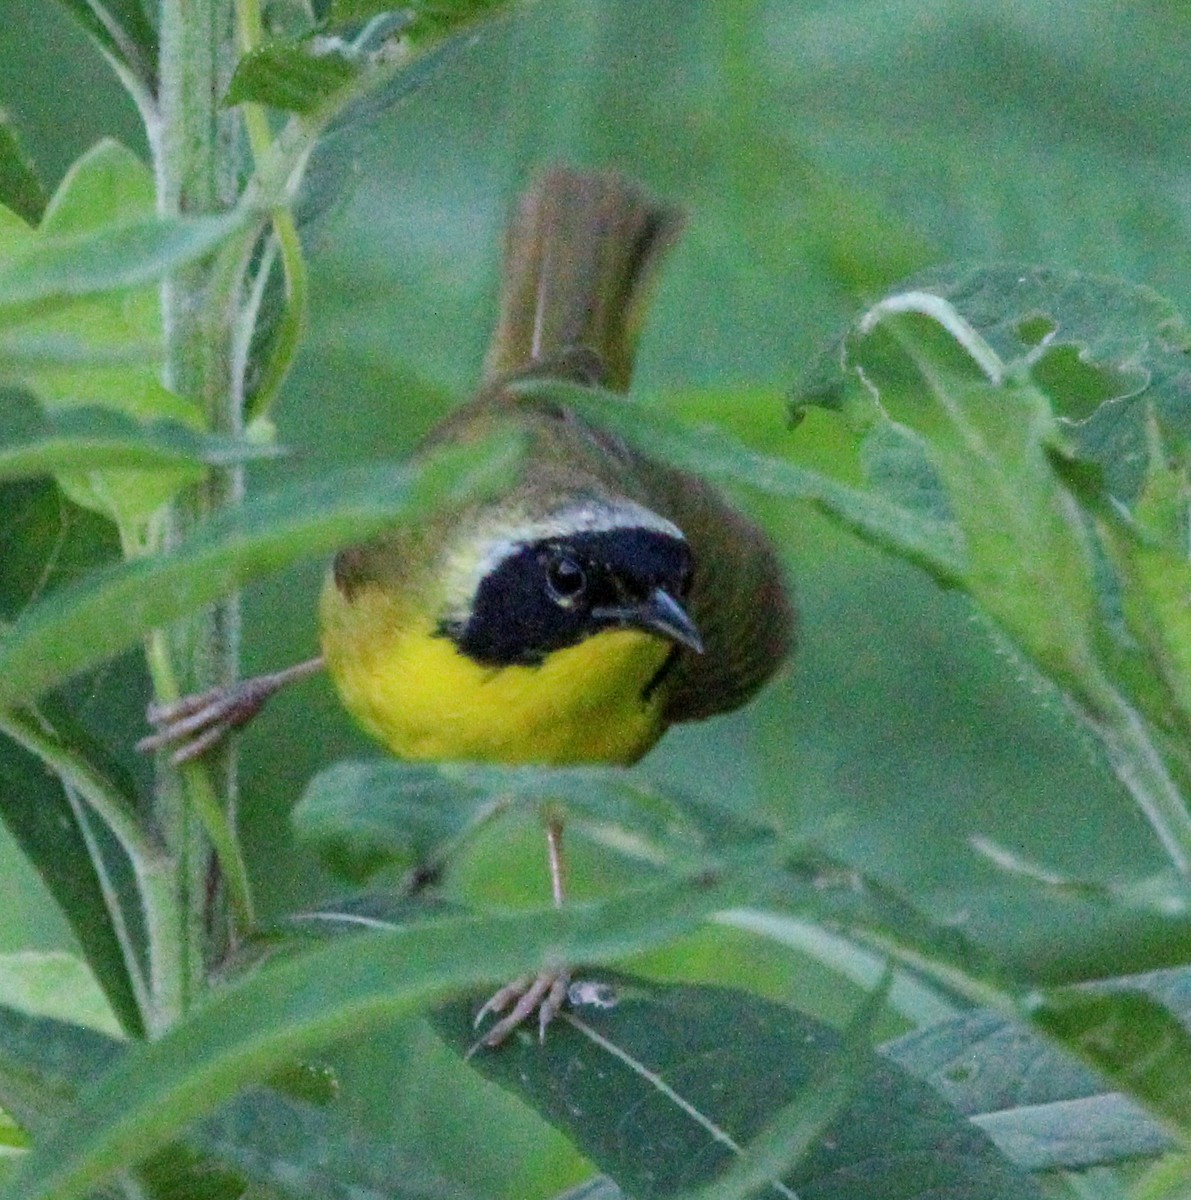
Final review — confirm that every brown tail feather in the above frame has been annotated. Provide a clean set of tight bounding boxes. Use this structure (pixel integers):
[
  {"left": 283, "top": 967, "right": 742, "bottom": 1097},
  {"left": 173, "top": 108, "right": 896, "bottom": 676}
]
[{"left": 482, "top": 167, "right": 684, "bottom": 392}]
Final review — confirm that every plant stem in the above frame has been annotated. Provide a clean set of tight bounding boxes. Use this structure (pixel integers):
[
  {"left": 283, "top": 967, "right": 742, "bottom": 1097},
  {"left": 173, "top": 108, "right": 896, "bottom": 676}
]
[{"left": 157, "top": 0, "right": 250, "bottom": 1006}]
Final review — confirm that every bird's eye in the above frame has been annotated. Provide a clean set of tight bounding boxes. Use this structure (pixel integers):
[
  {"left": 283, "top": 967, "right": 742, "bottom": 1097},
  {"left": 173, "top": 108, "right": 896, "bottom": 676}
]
[{"left": 546, "top": 554, "right": 587, "bottom": 606}]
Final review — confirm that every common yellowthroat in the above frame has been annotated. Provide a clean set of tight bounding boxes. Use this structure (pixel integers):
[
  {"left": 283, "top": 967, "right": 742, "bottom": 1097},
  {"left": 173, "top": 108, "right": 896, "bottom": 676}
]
[{"left": 143, "top": 167, "right": 794, "bottom": 1044}]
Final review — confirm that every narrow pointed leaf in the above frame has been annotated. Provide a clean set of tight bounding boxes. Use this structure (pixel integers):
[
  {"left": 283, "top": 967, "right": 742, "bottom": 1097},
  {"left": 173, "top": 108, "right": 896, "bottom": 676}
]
[
  {"left": 0, "top": 714, "right": 145, "bottom": 1038},
  {"left": 0, "top": 397, "right": 283, "bottom": 482},
  {"left": 0, "top": 436, "right": 520, "bottom": 708},
  {"left": 0, "top": 865, "right": 760, "bottom": 1200},
  {"left": 435, "top": 975, "right": 1042, "bottom": 1200},
  {"left": 52, "top": 0, "right": 158, "bottom": 94},
  {"left": 526, "top": 382, "right": 965, "bottom": 585},
  {"left": 0, "top": 213, "right": 242, "bottom": 317}
]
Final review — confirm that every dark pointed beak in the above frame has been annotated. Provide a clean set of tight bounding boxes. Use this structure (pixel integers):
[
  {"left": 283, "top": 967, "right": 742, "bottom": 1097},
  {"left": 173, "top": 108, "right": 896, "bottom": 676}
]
[{"left": 593, "top": 587, "right": 704, "bottom": 654}]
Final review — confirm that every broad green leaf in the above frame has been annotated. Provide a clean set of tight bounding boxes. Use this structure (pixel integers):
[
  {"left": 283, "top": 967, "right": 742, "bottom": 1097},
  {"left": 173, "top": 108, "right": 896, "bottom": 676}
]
[
  {"left": 0, "top": 393, "right": 282, "bottom": 482},
  {"left": 0, "top": 122, "right": 45, "bottom": 226},
  {"left": 434, "top": 974, "right": 1043, "bottom": 1200},
  {"left": 0, "top": 714, "right": 146, "bottom": 1039},
  {"left": 0, "top": 864, "right": 761, "bottom": 1200},
  {"left": 226, "top": 38, "right": 363, "bottom": 115},
  {"left": 4, "top": 140, "right": 218, "bottom": 528},
  {"left": 800, "top": 265, "right": 1191, "bottom": 505},
  {"left": 1029, "top": 976, "right": 1191, "bottom": 1143},
  {"left": 52, "top": 0, "right": 158, "bottom": 95},
  {"left": 804, "top": 297, "right": 1103, "bottom": 691},
  {"left": 294, "top": 760, "right": 763, "bottom": 882},
  {"left": 884, "top": 1004, "right": 1174, "bottom": 1170},
  {"left": 0, "top": 435, "right": 520, "bottom": 708},
  {"left": 0, "top": 954, "right": 120, "bottom": 1037},
  {"left": 523, "top": 381, "right": 965, "bottom": 584}
]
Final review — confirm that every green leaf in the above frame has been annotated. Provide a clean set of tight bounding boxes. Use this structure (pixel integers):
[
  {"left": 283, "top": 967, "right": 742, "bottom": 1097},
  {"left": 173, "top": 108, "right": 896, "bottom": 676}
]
[
  {"left": 0, "top": 435, "right": 520, "bottom": 709},
  {"left": 434, "top": 974, "right": 1043, "bottom": 1200},
  {"left": 0, "top": 864, "right": 760, "bottom": 1200},
  {"left": 0, "top": 715, "right": 146, "bottom": 1039},
  {"left": 1029, "top": 975, "right": 1191, "bottom": 1144},
  {"left": 0, "top": 998, "right": 468, "bottom": 1200},
  {"left": 526, "top": 381, "right": 965, "bottom": 585},
  {"left": 0, "top": 119, "right": 45, "bottom": 226},
  {"left": 801, "top": 265, "right": 1191, "bottom": 505},
  {"left": 884, "top": 1003, "right": 1175, "bottom": 1170},
  {"left": 0, "top": 213, "right": 241, "bottom": 318},
  {"left": 0, "top": 392, "right": 283, "bottom": 482},
  {"left": 52, "top": 0, "right": 158, "bottom": 96},
  {"left": 802, "top": 296, "right": 1104, "bottom": 689},
  {"left": 327, "top": 0, "right": 513, "bottom": 39},
  {"left": 294, "top": 760, "right": 763, "bottom": 882},
  {"left": 1, "top": 140, "right": 219, "bottom": 529},
  {"left": 0, "top": 954, "right": 120, "bottom": 1038},
  {"left": 226, "top": 38, "right": 364, "bottom": 115}
]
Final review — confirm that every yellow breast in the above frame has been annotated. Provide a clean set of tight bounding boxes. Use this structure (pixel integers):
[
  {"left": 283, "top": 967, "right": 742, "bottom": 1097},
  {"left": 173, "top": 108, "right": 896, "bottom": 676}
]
[{"left": 319, "top": 578, "right": 672, "bottom": 766}]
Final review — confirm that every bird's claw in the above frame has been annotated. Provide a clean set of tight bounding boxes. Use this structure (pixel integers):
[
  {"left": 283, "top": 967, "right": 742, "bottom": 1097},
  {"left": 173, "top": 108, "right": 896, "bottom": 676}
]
[
  {"left": 469, "top": 968, "right": 571, "bottom": 1054},
  {"left": 137, "top": 658, "right": 325, "bottom": 764},
  {"left": 137, "top": 678, "right": 274, "bottom": 763}
]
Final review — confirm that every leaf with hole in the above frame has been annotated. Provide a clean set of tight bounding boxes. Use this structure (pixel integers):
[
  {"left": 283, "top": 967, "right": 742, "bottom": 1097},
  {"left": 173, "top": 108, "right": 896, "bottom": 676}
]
[{"left": 435, "top": 974, "right": 1043, "bottom": 1200}]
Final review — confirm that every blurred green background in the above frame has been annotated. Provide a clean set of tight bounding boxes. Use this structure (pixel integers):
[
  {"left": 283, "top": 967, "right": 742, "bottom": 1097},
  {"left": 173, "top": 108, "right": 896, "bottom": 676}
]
[{"left": 3, "top": 0, "right": 1191, "bottom": 1194}]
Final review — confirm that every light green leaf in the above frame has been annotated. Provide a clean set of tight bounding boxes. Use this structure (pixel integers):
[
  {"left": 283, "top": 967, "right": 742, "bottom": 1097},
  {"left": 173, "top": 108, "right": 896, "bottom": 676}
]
[
  {"left": 1029, "top": 975, "right": 1191, "bottom": 1144},
  {"left": 0, "top": 954, "right": 120, "bottom": 1038},
  {"left": 0, "top": 393, "right": 282, "bottom": 482},
  {"left": 0, "top": 435, "right": 520, "bottom": 709},
  {"left": 0, "top": 212, "right": 240, "bottom": 318},
  {"left": 2, "top": 140, "right": 217, "bottom": 528},
  {"left": 0, "top": 864, "right": 760, "bottom": 1200},
  {"left": 435, "top": 974, "right": 1043, "bottom": 1200}
]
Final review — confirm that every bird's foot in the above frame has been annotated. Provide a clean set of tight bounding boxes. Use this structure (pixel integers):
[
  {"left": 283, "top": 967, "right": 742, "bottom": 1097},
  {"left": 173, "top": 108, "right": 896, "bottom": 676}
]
[
  {"left": 137, "top": 658, "right": 324, "bottom": 763},
  {"left": 469, "top": 967, "right": 571, "bottom": 1053}
]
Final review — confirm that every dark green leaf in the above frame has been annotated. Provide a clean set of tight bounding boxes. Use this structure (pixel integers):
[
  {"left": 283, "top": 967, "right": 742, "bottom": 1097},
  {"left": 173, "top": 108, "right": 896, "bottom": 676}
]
[
  {"left": 0, "top": 213, "right": 243, "bottom": 318},
  {"left": 435, "top": 974, "right": 1042, "bottom": 1200},
  {"left": 0, "top": 118, "right": 46, "bottom": 226},
  {"left": 294, "top": 760, "right": 762, "bottom": 882},
  {"left": 0, "top": 863, "right": 760, "bottom": 1200},
  {"left": 52, "top": 0, "right": 158, "bottom": 94},
  {"left": 0, "top": 711, "right": 145, "bottom": 1038},
  {"left": 0, "top": 436, "right": 521, "bottom": 708},
  {"left": 0, "top": 393, "right": 283, "bottom": 481},
  {"left": 226, "top": 38, "right": 362, "bottom": 115}
]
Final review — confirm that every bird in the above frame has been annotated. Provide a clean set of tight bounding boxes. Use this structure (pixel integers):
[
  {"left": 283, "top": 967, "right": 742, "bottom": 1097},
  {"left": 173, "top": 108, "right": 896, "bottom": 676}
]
[{"left": 142, "top": 166, "right": 795, "bottom": 1046}]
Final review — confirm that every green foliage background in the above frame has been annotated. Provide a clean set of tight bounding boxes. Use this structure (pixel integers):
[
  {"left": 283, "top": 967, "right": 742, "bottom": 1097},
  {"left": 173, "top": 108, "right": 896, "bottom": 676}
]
[{"left": 3, "top": 0, "right": 1190, "bottom": 1195}]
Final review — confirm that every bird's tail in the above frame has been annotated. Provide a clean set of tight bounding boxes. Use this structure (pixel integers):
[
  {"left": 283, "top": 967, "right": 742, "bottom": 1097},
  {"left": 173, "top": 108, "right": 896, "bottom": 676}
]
[{"left": 481, "top": 166, "right": 684, "bottom": 393}]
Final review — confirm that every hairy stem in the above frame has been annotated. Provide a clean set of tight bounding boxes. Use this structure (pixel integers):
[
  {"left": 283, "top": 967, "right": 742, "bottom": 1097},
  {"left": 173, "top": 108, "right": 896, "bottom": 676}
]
[{"left": 156, "top": 0, "right": 250, "bottom": 1010}]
